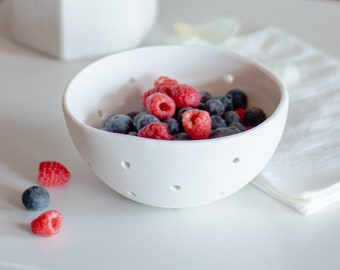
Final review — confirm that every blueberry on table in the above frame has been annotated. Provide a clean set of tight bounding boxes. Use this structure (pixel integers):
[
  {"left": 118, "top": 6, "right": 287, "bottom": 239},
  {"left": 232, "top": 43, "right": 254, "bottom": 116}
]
[
  {"left": 22, "top": 186, "right": 50, "bottom": 211},
  {"left": 104, "top": 114, "right": 134, "bottom": 134},
  {"left": 226, "top": 89, "right": 248, "bottom": 109}
]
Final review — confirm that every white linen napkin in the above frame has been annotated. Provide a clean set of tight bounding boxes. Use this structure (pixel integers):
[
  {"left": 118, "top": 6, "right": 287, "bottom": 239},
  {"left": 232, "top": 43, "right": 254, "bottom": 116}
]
[{"left": 157, "top": 20, "right": 340, "bottom": 215}]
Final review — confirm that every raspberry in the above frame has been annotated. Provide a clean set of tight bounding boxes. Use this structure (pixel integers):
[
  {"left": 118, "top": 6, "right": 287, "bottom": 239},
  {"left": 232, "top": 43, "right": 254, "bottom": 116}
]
[
  {"left": 170, "top": 84, "right": 201, "bottom": 108},
  {"left": 141, "top": 84, "right": 174, "bottom": 108},
  {"left": 182, "top": 109, "right": 211, "bottom": 140},
  {"left": 38, "top": 161, "right": 71, "bottom": 187},
  {"left": 235, "top": 108, "right": 245, "bottom": 121},
  {"left": 137, "top": 122, "right": 173, "bottom": 140},
  {"left": 154, "top": 76, "right": 178, "bottom": 87},
  {"left": 31, "top": 210, "right": 63, "bottom": 237},
  {"left": 145, "top": 93, "right": 176, "bottom": 120}
]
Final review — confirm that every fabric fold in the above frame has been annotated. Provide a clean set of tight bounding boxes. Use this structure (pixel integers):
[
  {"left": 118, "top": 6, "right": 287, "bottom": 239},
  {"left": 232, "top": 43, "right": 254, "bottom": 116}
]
[{"left": 158, "top": 22, "right": 340, "bottom": 215}]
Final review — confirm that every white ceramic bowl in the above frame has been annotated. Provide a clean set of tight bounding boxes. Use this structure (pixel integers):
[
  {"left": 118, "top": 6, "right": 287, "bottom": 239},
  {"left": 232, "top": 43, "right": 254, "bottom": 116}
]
[{"left": 62, "top": 46, "right": 289, "bottom": 208}]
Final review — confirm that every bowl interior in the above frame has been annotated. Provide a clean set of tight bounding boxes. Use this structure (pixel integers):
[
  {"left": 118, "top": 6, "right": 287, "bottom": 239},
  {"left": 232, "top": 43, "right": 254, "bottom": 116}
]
[{"left": 64, "top": 46, "right": 283, "bottom": 130}]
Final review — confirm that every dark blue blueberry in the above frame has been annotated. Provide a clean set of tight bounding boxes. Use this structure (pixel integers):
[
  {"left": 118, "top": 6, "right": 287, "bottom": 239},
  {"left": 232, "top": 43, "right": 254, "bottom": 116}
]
[
  {"left": 174, "top": 107, "right": 193, "bottom": 131},
  {"left": 203, "top": 98, "right": 225, "bottom": 116},
  {"left": 229, "top": 121, "right": 246, "bottom": 132},
  {"left": 223, "top": 111, "right": 241, "bottom": 126},
  {"left": 163, "top": 117, "right": 180, "bottom": 134},
  {"left": 210, "top": 127, "right": 241, "bottom": 138},
  {"left": 226, "top": 89, "right": 248, "bottom": 109},
  {"left": 22, "top": 186, "right": 50, "bottom": 211},
  {"left": 104, "top": 114, "right": 134, "bottom": 134},
  {"left": 211, "top": 115, "right": 227, "bottom": 130},
  {"left": 173, "top": 132, "right": 191, "bottom": 140},
  {"left": 126, "top": 111, "right": 140, "bottom": 120},
  {"left": 244, "top": 107, "right": 266, "bottom": 126},
  {"left": 135, "top": 113, "right": 160, "bottom": 131},
  {"left": 133, "top": 111, "right": 148, "bottom": 126},
  {"left": 199, "top": 90, "right": 212, "bottom": 103}
]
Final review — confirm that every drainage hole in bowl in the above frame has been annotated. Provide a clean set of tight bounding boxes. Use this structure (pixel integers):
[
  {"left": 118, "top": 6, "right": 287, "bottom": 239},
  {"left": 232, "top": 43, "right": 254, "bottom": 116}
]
[
  {"left": 170, "top": 185, "right": 182, "bottom": 192},
  {"left": 128, "top": 77, "right": 137, "bottom": 84},
  {"left": 223, "top": 73, "right": 234, "bottom": 84},
  {"left": 232, "top": 157, "right": 240, "bottom": 164},
  {"left": 126, "top": 191, "right": 137, "bottom": 197},
  {"left": 215, "top": 192, "right": 226, "bottom": 198},
  {"left": 97, "top": 109, "right": 103, "bottom": 118},
  {"left": 121, "top": 161, "right": 131, "bottom": 170}
]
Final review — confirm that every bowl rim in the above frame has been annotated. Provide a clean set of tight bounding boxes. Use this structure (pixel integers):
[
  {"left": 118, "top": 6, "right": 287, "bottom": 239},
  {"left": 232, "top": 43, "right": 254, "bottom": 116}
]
[{"left": 62, "top": 45, "right": 289, "bottom": 145}]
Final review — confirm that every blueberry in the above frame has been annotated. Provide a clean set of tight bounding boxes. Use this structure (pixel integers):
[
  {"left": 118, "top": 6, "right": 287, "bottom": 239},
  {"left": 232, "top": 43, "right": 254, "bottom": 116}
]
[
  {"left": 211, "top": 115, "right": 227, "bottom": 130},
  {"left": 22, "top": 186, "right": 50, "bottom": 211},
  {"left": 174, "top": 107, "right": 193, "bottom": 131},
  {"left": 133, "top": 110, "right": 147, "bottom": 126},
  {"left": 104, "top": 114, "right": 133, "bottom": 134},
  {"left": 135, "top": 113, "right": 160, "bottom": 131},
  {"left": 210, "top": 127, "right": 241, "bottom": 138},
  {"left": 244, "top": 107, "right": 266, "bottom": 126},
  {"left": 223, "top": 111, "right": 240, "bottom": 126},
  {"left": 211, "top": 96, "right": 232, "bottom": 110},
  {"left": 210, "top": 127, "right": 235, "bottom": 138},
  {"left": 199, "top": 90, "right": 212, "bottom": 103},
  {"left": 226, "top": 89, "right": 248, "bottom": 109},
  {"left": 203, "top": 98, "right": 225, "bottom": 116},
  {"left": 173, "top": 132, "right": 191, "bottom": 140},
  {"left": 229, "top": 121, "right": 246, "bottom": 132},
  {"left": 163, "top": 117, "right": 180, "bottom": 134}
]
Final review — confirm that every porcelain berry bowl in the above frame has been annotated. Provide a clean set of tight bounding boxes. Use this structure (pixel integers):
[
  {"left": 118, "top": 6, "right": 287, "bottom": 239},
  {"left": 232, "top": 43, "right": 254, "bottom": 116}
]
[{"left": 62, "top": 46, "right": 288, "bottom": 208}]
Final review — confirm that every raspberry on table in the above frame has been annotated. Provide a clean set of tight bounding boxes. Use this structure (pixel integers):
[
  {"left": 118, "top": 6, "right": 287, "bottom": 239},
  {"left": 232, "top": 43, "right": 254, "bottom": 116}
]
[
  {"left": 38, "top": 161, "right": 71, "bottom": 187},
  {"left": 31, "top": 210, "right": 63, "bottom": 237},
  {"left": 137, "top": 122, "right": 173, "bottom": 140},
  {"left": 170, "top": 84, "right": 201, "bottom": 108},
  {"left": 145, "top": 92, "right": 176, "bottom": 120},
  {"left": 22, "top": 186, "right": 50, "bottom": 211},
  {"left": 182, "top": 109, "right": 211, "bottom": 140}
]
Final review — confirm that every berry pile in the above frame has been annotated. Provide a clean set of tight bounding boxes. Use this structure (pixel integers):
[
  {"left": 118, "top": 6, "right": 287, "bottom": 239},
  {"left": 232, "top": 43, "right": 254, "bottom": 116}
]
[
  {"left": 21, "top": 161, "right": 70, "bottom": 237},
  {"left": 103, "top": 76, "right": 267, "bottom": 140}
]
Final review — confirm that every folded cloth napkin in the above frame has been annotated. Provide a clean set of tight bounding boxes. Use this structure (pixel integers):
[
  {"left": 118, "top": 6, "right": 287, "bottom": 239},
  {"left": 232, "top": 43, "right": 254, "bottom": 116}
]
[{"left": 158, "top": 20, "right": 340, "bottom": 215}]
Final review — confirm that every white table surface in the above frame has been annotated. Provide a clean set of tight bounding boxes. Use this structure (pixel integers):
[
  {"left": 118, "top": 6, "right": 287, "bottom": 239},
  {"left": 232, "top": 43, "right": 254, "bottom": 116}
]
[{"left": 1, "top": 0, "right": 340, "bottom": 269}]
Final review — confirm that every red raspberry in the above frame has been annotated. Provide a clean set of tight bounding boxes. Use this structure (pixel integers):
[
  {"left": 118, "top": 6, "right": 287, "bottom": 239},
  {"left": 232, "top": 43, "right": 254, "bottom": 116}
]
[
  {"left": 145, "top": 93, "right": 176, "bottom": 119},
  {"left": 154, "top": 76, "right": 178, "bottom": 87},
  {"left": 31, "top": 210, "right": 63, "bottom": 237},
  {"left": 137, "top": 122, "right": 173, "bottom": 140},
  {"left": 141, "top": 85, "right": 174, "bottom": 108},
  {"left": 235, "top": 108, "right": 245, "bottom": 121},
  {"left": 170, "top": 84, "right": 201, "bottom": 108},
  {"left": 182, "top": 109, "right": 211, "bottom": 140},
  {"left": 38, "top": 161, "right": 71, "bottom": 187}
]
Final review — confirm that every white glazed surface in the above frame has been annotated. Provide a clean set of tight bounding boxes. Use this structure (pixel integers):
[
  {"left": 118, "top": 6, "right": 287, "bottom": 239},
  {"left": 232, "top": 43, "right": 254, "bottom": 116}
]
[
  {"left": 9, "top": 0, "right": 158, "bottom": 59},
  {"left": 63, "top": 45, "right": 288, "bottom": 208}
]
